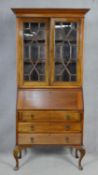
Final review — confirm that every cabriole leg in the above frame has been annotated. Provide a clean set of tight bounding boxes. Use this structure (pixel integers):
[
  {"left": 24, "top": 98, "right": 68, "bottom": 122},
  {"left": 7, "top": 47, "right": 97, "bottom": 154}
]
[
  {"left": 75, "top": 149, "right": 79, "bottom": 159},
  {"left": 19, "top": 150, "right": 22, "bottom": 159},
  {"left": 13, "top": 146, "right": 21, "bottom": 170},
  {"left": 77, "top": 147, "right": 86, "bottom": 170}
]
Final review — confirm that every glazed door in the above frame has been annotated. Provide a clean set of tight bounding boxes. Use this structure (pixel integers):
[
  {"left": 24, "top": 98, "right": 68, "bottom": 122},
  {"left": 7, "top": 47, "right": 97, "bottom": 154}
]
[
  {"left": 18, "top": 18, "right": 49, "bottom": 87},
  {"left": 50, "top": 18, "right": 82, "bottom": 87}
]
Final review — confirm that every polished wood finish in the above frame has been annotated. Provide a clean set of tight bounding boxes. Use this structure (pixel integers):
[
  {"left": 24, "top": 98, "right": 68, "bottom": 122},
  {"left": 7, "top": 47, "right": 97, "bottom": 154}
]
[
  {"left": 13, "top": 8, "right": 89, "bottom": 89},
  {"left": 18, "top": 122, "right": 82, "bottom": 133},
  {"left": 51, "top": 18, "right": 82, "bottom": 87},
  {"left": 16, "top": 18, "right": 49, "bottom": 87},
  {"left": 12, "top": 8, "right": 89, "bottom": 170},
  {"left": 17, "top": 89, "right": 83, "bottom": 110},
  {"left": 18, "top": 133, "right": 82, "bottom": 145},
  {"left": 18, "top": 111, "right": 82, "bottom": 122},
  {"left": 13, "top": 146, "right": 23, "bottom": 170},
  {"left": 12, "top": 8, "right": 89, "bottom": 17}
]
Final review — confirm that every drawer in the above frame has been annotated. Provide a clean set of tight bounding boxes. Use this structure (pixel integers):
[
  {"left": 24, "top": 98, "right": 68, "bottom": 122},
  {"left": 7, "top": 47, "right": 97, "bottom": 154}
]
[
  {"left": 18, "top": 111, "right": 51, "bottom": 122},
  {"left": 18, "top": 133, "right": 82, "bottom": 145},
  {"left": 18, "top": 122, "right": 82, "bottom": 133},
  {"left": 50, "top": 111, "right": 81, "bottom": 121},
  {"left": 18, "top": 111, "right": 81, "bottom": 122}
]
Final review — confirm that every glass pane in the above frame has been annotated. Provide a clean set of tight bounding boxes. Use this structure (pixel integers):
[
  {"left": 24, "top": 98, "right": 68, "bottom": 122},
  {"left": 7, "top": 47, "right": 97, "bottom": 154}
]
[
  {"left": 23, "top": 22, "right": 46, "bottom": 82},
  {"left": 54, "top": 22, "right": 77, "bottom": 82}
]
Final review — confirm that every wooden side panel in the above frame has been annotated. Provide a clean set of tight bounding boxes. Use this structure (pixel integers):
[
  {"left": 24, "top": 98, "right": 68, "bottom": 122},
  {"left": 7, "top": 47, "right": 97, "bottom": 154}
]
[{"left": 16, "top": 18, "right": 23, "bottom": 87}]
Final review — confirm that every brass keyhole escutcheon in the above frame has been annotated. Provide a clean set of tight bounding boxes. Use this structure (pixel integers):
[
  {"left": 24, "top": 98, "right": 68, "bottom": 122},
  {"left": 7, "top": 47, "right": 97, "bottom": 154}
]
[
  {"left": 30, "top": 137, "right": 34, "bottom": 143},
  {"left": 65, "top": 137, "right": 69, "bottom": 143},
  {"left": 65, "top": 125, "right": 70, "bottom": 130},
  {"left": 65, "top": 115, "right": 71, "bottom": 120},
  {"left": 31, "top": 125, "right": 34, "bottom": 130},
  {"left": 31, "top": 114, "right": 34, "bottom": 118}
]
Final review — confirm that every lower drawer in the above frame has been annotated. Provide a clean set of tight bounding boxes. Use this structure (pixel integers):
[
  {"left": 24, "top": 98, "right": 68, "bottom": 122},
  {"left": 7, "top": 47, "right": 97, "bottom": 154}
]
[
  {"left": 18, "top": 122, "right": 82, "bottom": 133},
  {"left": 18, "top": 111, "right": 81, "bottom": 122},
  {"left": 18, "top": 133, "right": 81, "bottom": 145}
]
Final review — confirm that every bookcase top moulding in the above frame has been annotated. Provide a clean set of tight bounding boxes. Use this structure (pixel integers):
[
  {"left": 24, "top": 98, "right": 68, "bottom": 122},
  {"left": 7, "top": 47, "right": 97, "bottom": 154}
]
[{"left": 11, "top": 8, "right": 90, "bottom": 17}]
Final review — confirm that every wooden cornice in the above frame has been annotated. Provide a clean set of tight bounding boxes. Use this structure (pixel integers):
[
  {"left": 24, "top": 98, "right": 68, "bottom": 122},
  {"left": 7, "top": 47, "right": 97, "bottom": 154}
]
[{"left": 11, "top": 8, "right": 90, "bottom": 18}]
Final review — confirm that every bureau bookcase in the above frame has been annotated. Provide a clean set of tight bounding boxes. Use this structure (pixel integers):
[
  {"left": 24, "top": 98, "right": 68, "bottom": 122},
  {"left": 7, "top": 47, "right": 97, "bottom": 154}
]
[{"left": 12, "top": 8, "right": 89, "bottom": 170}]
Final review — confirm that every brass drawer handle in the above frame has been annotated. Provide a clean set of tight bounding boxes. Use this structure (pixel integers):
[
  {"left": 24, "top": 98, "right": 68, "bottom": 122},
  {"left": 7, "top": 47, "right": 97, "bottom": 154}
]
[
  {"left": 31, "top": 114, "right": 34, "bottom": 118},
  {"left": 19, "top": 116, "right": 22, "bottom": 121},
  {"left": 30, "top": 137, "right": 34, "bottom": 143},
  {"left": 65, "top": 125, "right": 70, "bottom": 130},
  {"left": 31, "top": 125, "right": 34, "bottom": 130},
  {"left": 65, "top": 137, "right": 69, "bottom": 143},
  {"left": 64, "top": 115, "right": 71, "bottom": 120}
]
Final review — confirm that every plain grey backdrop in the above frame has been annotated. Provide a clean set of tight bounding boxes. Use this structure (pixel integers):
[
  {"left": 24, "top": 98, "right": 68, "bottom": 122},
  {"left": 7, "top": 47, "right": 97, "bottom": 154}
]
[{"left": 0, "top": 0, "right": 98, "bottom": 154}]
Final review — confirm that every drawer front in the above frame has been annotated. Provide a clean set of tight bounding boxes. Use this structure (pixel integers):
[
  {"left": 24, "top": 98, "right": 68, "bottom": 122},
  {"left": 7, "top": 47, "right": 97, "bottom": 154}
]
[
  {"left": 18, "top": 122, "right": 82, "bottom": 133},
  {"left": 18, "top": 111, "right": 51, "bottom": 122},
  {"left": 18, "top": 133, "right": 82, "bottom": 145},
  {"left": 18, "top": 111, "right": 81, "bottom": 122},
  {"left": 50, "top": 111, "right": 81, "bottom": 121}
]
